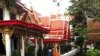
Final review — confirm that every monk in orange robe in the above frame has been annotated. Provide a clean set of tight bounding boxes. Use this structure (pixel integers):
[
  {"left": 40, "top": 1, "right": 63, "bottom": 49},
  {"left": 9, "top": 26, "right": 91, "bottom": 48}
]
[{"left": 52, "top": 43, "right": 60, "bottom": 56}]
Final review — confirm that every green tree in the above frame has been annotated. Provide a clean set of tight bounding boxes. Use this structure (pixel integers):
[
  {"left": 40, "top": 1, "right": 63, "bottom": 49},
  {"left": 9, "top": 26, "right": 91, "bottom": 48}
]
[
  {"left": 68, "top": 0, "right": 100, "bottom": 19},
  {"left": 67, "top": 0, "right": 89, "bottom": 56}
]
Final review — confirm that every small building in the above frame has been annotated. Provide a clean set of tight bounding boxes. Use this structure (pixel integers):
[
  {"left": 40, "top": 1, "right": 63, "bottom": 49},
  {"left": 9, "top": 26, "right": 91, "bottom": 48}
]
[{"left": 87, "top": 18, "right": 100, "bottom": 42}]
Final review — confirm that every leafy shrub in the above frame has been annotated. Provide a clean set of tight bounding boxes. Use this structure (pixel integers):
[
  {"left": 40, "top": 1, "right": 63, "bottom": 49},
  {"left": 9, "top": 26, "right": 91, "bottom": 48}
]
[
  {"left": 26, "top": 46, "right": 35, "bottom": 56},
  {"left": 87, "top": 49, "right": 100, "bottom": 56},
  {"left": 12, "top": 50, "right": 20, "bottom": 56}
]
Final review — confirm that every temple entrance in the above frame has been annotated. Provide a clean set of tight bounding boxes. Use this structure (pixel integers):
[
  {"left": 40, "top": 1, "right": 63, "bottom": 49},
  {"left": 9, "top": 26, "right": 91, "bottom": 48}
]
[{"left": 0, "top": 33, "right": 6, "bottom": 56}]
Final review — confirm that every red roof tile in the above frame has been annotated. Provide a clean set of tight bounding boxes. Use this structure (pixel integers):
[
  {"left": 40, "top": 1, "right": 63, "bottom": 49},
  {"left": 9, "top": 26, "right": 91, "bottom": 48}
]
[
  {"left": 50, "top": 20, "right": 64, "bottom": 30},
  {"left": 39, "top": 16, "right": 50, "bottom": 28},
  {"left": 50, "top": 14, "right": 62, "bottom": 19}
]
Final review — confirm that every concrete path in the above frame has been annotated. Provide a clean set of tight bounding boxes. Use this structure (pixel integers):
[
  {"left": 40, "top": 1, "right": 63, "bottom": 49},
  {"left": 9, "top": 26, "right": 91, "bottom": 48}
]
[{"left": 61, "top": 48, "right": 80, "bottom": 56}]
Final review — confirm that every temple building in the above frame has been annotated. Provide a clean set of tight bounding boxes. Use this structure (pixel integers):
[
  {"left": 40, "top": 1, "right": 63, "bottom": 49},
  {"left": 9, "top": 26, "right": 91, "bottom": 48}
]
[
  {"left": 0, "top": 0, "right": 49, "bottom": 56},
  {"left": 31, "top": 13, "right": 71, "bottom": 55}
]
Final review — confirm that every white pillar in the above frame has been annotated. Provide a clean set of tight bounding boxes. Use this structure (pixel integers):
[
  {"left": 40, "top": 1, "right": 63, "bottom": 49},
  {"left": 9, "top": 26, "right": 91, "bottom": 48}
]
[
  {"left": 2, "top": 28, "right": 13, "bottom": 56},
  {"left": 16, "top": 14, "right": 20, "bottom": 20},
  {"left": 35, "top": 38, "right": 38, "bottom": 56},
  {"left": 5, "top": 33, "right": 11, "bottom": 56},
  {"left": 3, "top": 6, "right": 10, "bottom": 20},
  {"left": 21, "top": 36, "right": 25, "bottom": 56},
  {"left": 3, "top": 6, "right": 11, "bottom": 56},
  {"left": 41, "top": 39, "right": 44, "bottom": 50},
  {"left": 2, "top": 30, "right": 11, "bottom": 56}
]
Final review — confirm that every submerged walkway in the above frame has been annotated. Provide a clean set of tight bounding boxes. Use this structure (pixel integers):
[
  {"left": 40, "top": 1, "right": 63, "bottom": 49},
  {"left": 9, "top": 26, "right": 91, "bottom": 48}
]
[{"left": 61, "top": 48, "right": 80, "bottom": 56}]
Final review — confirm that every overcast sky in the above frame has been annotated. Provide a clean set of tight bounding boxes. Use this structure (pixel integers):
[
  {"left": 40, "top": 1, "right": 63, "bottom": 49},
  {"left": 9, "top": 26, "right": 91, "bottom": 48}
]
[{"left": 20, "top": 0, "right": 71, "bottom": 16}]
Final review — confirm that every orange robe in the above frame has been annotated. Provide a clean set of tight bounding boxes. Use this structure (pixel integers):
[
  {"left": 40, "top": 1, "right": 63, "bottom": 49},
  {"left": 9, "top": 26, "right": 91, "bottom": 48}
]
[{"left": 53, "top": 48, "right": 60, "bottom": 56}]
